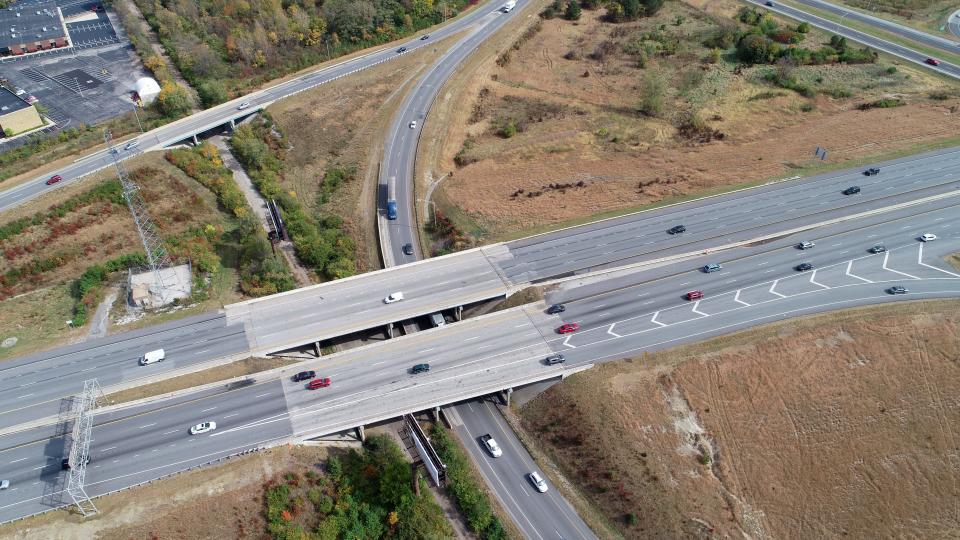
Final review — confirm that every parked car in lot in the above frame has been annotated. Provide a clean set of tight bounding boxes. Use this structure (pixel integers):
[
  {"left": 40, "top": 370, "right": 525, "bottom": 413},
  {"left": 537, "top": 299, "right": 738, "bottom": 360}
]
[
  {"left": 307, "top": 377, "right": 331, "bottom": 389},
  {"left": 887, "top": 285, "right": 908, "bottom": 295},
  {"left": 863, "top": 167, "right": 879, "bottom": 176},
  {"left": 481, "top": 434, "right": 502, "bottom": 457},
  {"left": 686, "top": 290, "right": 704, "bottom": 301},
  {"left": 556, "top": 323, "right": 579, "bottom": 334},
  {"left": 702, "top": 263, "right": 722, "bottom": 273},
  {"left": 45, "top": 175, "right": 62, "bottom": 185},
  {"left": 544, "top": 354, "right": 565, "bottom": 365},
  {"left": 190, "top": 421, "right": 217, "bottom": 435},
  {"left": 843, "top": 186, "right": 861, "bottom": 195},
  {"left": 797, "top": 241, "right": 815, "bottom": 250},
  {"left": 546, "top": 304, "right": 565, "bottom": 314},
  {"left": 384, "top": 291, "right": 405, "bottom": 303},
  {"left": 528, "top": 471, "right": 548, "bottom": 493},
  {"left": 919, "top": 233, "right": 937, "bottom": 242},
  {"left": 411, "top": 363, "right": 430, "bottom": 374},
  {"left": 667, "top": 225, "right": 686, "bottom": 234},
  {"left": 292, "top": 370, "right": 316, "bottom": 382},
  {"left": 869, "top": 244, "right": 886, "bottom": 253},
  {"left": 795, "top": 262, "right": 814, "bottom": 271}
]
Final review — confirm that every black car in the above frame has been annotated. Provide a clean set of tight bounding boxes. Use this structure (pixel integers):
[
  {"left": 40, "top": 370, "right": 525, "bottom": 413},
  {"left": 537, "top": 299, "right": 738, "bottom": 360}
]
[
  {"left": 546, "top": 304, "right": 566, "bottom": 314},
  {"left": 667, "top": 225, "right": 686, "bottom": 234},
  {"left": 869, "top": 244, "right": 886, "bottom": 253},
  {"left": 887, "top": 285, "right": 908, "bottom": 294},
  {"left": 420, "top": 34, "right": 430, "bottom": 40},
  {"left": 765, "top": 1, "right": 773, "bottom": 5},
  {"left": 544, "top": 354, "right": 565, "bottom": 365},
  {"left": 863, "top": 168, "right": 880, "bottom": 176},
  {"left": 402, "top": 243, "right": 414, "bottom": 256},
  {"left": 795, "top": 262, "right": 813, "bottom": 271},
  {"left": 397, "top": 46, "right": 407, "bottom": 53},
  {"left": 411, "top": 363, "right": 430, "bottom": 374},
  {"left": 292, "top": 370, "right": 316, "bottom": 382},
  {"left": 843, "top": 186, "right": 861, "bottom": 195}
]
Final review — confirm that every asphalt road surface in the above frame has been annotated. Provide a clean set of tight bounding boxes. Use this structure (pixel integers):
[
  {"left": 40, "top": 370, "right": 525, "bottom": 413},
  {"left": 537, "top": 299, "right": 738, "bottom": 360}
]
[
  {"left": 0, "top": 0, "right": 513, "bottom": 214},
  {"left": 785, "top": 0, "right": 960, "bottom": 53},
  {"left": 1, "top": 200, "right": 956, "bottom": 524},
  {"left": 747, "top": 0, "right": 960, "bottom": 78}
]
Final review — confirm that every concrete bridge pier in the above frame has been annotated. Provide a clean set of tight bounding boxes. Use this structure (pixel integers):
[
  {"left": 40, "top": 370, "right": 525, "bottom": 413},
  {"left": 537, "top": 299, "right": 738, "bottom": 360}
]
[
  {"left": 314, "top": 341, "right": 321, "bottom": 358},
  {"left": 355, "top": 425, "right": 365, "bottom": 442},
  {"left": 501, "top": 387, "right": 513, "bottom": 407},
  {"left": 229, "top": 118, "right": 236, "bottom": 130},
  {"left": 455, "top": 305, "right": 463, "bottom": 321},
  {"left": 192, "top": 134, "right": 199, "bottom": 145},
  {"left": 386, "top": 322, "right": 395, "bottom": 339}
]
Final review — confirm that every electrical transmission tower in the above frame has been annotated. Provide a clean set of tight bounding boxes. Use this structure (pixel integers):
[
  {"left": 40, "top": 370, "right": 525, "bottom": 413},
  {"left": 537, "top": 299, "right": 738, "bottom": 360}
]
[
  {"left": 105, "top": 132, "right": 176, "bottom": 301},
  {"left": 65, "top": 379, "right": 102, "bottom": 517}
]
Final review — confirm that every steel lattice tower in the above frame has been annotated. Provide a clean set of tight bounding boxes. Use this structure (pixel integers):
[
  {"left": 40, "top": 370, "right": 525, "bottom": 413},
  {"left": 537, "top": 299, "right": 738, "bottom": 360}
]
[
  {"left": 104, "top": 132, "right": 173, "bottom": 295},
  {"left": 65, "top": 379, "right": 102, "bottom": 516}
]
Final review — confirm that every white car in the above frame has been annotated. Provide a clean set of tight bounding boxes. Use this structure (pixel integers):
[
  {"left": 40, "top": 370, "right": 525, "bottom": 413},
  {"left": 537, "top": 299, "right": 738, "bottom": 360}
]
[
  {"left": 0, "top": 479, "right": 9, "bottom": 490},
  {"left": 409, "top": 120, "right": 417, "bottom": 129},
  {"left": 919, "top": 233, "right": 937, "bottom": 242},
  {"left": 384, "top": 292, "right": 405, "bottom": 304},
  {"left": 237, "top": 101, "right": 251, "bottom": 110},
  {"left": 481, "top": 435, "right": 502, "bottom": 457},
  {"left": 798, "top": 241, "right": 815, "bottom": 250},
  {"left": 528, "top": 471, "right": 548, "bottom": 493},
  {"left": 189, "top": 421, "right": 217, "bottom": 435},
  {"left": 124, "top": 140, "right": 140, "bottom": 151}
]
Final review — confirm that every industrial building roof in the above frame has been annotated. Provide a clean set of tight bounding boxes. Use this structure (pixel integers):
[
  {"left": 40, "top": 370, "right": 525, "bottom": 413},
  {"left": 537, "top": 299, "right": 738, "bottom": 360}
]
[
  {"left": 0, "top": 87, "right": 31, "bottom": 115},
  {"left": 0, "top": 1, "right": 65, "bottom": 49}
]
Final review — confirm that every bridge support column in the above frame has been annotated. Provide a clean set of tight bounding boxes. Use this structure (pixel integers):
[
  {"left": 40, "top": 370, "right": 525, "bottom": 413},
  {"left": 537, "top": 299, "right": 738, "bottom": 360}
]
[
  {"left": 455, "top": 305, "right": 463, "bottom": 321},
  {"left": 229, "top": 118, "right": 236, "bottom": 130},
  {"left": 502, "top": 387, "right": 513, "bottom": 408},
  {"left": 433, "top": 406, "right": 441, "bottom": 423},
  {"left": 386, "top": 323, "right": 394, "bottom": 339},
  {"left": 314, "top": 341, "right": 321, "bottom": 358},
  {"left": 355, "top": 425, "right": 365, "bottom": 442},
  {"left": 192, "top": 134, "right": 199, "bottom": 146}
]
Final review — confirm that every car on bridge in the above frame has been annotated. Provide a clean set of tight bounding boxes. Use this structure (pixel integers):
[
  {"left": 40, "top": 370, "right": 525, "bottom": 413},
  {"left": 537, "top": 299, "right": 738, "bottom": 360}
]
[
  {"left": 920, "top": 233, "right": 937, "bottom": 242},
  {"left": 869, "top": 244, "right": 886, "bottom": 253},
  {"left": 292, "top": 370, "right": 316, "bottom": 382},
  {"left": 481, "top": 434, "right": 502, "bottom": 457},
  {"left": 703, "top": 263, "right": 722, "bottom": 273},
  {"left": 528, "top": 471, "right": 548, "bottom": 493},
  {"left": 843, "top": 186, "right": 861, "bottom": 195},
  {"left": 545, "top": 354, "right": 565, "bottom": 365},
  {"left": 411, "top": 363, "right": 430, "bottom": 374},
  {"left": 686, "top": 290, "right": 704, "bottom": 301},
  {"left": 667, "top": 225, "right": 686, "bottom": 234},
  {"left": 557, "top": 323, "right": 579, "bottom": 334},
  {"left": 384, "top": 291, "right": 405, "bottom": 303},
  {"left": 797, "top": 241, "right": 815, "bottom": 250},
  {"left": 546, "top": 304, "right": 566, "bottom": 314},
  {"left": 887, "top": 285, "right": 909, "bottom": 295},
  {"left": 307, "top": 377, "right": 331, "bottom": 389},
  {"left": 190, "top": 421, "right": 217, "bottom": 435},
  {"left": 237, "top": 101, "right": 251, "bottom": 110},
  {"left": 795, "top": 262, "right": 814, "bottom": 271},
  {"left": 45, "top": 175, "right": 62, "bottom": 185},
  {"left": 863, "top": 168, "right": 880, "bottom": 176}
]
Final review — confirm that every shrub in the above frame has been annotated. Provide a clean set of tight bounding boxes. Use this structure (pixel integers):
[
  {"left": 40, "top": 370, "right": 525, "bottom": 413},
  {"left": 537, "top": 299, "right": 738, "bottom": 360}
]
[
  {"left": 857, "top": 97, "right": 904, "bottom": 110},
  {"left": 799, "top": 101, "right": 815, "bottom": 112},
  {"left": 823, "top": 85, "right": 852, "bottom": 98},
  {"left": 564, "top": 0, "right": 582, "bottom": 20},
  {"left": 638, "top": 72, "right": 668, "bottom": 116},
  {"left": 886, "top": 66, "right": 897, "bottom": 74}
]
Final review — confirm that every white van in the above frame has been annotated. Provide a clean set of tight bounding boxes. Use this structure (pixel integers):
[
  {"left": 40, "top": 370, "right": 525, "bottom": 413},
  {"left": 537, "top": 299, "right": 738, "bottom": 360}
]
[{"left": 139, "top": 349, "right": 165, "bottom": 365}]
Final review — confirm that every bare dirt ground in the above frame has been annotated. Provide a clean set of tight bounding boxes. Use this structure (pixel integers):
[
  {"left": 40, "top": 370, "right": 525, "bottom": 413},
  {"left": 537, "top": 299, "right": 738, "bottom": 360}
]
[
  {"left": 0, "top": 445, "right": 331, "bottom": 540},
  {"left": 518, "top": 299, "right": 960, "bottom": 538},
  {"left": 267, "top": 38, "right": 457, "bottom": 273},
  {"left": 424, "top": 1, "right": 960, "bottom": 241}
]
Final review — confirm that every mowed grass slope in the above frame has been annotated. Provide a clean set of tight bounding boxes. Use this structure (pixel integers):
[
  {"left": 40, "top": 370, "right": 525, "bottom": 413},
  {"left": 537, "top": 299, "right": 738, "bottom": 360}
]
[{"left": 519, "top": 300, "right": 960, "bottom": 538}]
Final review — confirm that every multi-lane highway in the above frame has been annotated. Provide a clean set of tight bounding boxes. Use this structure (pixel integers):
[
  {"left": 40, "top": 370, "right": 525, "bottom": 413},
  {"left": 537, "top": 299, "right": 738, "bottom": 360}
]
[
  {"left": 747, "top": 0, "right": 960, "bottom": 78},
  {"left": 0, "top": 0, "right": 514, "bottom": 214},
  {"left": 1, "top": 195, "right": 957, "bottom": 523}
]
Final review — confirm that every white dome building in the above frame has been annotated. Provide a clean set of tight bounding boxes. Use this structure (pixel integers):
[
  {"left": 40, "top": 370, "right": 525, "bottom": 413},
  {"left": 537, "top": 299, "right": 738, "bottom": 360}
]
[{"left": 134, "top": 77, "right": 161, "bottom": 104}]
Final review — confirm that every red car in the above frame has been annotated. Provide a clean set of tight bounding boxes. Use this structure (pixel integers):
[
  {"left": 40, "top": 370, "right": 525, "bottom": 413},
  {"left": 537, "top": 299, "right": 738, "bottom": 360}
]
[
  {"left": 307, "top": 377, "right": 331, "bottom": 389},
  {"left": 556, "top": 323, "right": 580, "bottom": 334},
  {"left": 925, "top": 57, "right": 940, "bottom": 66},
  {"left": 45, "top": 175, "right": 62, "bottom": 185},
  {"left": 686, "top": 290, "right": 704, "bottom": 301}
]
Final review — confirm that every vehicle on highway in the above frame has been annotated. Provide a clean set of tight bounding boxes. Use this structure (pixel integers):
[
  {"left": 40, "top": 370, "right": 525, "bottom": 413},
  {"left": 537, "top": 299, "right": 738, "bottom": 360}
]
[
  {"left": 420, "top": 34, "right": 430, "bottom": 40},
  {"left": 796, "top": 262, "right": 814, "bottom": 271},
  {"left": 764, "top": 0, "right": 773, "bottom": 5},
  {"left": 702, "top": 263, "right": 722, "bottom": 273},
  {"left": 384, "top": 291, "right": 405, "bottom": 303},
  {"left": 546, "top": 304, "right": 566, "bottom": 314},
  {"left": 397, "top": 46, "right": 407, "bottom": 53},
  {"left": 45, "top": 175, "right": 62, "bottom": 185},
  {"left": 402, "top": 243, "right": 414, "bottom": 255},
  {"left": 667, "top": 225, "right": 686, "bottom": 234},
  {"left": 411, "top": 363, "right": 430, "bottom": 374},
  {"left": 887, "top": 285, "right": 909, "bottom": 295},
  {"left": 0, "top": 480, "right": 8, "bottom": 490},
  {"left": 481, "top": 434, "right": 503, "bottom": 457},
  {"left": 501, "top": 0, "right": 517, "bottom": 12},
  {"left": 843, "top": 186, "right": 861, "bottom": 195},
  {"left": 292, "top": 370, "right": 316, "bottom": 382},
  {"left": 409, "top": 120, "right": 417, "bottom": 129},
  {"left": 139, "top": 348, "right": 165, "bottom": 366},
  {"left": 869, "top": 244, "right": 886, "bottom": 253},
  {"left": 124, "top": 140, "right": 140, "bottom": 151},
  {"left": 307, "top": 377, "right": 331, "bottom": 389},
  {"left": 61, "top": 456, "right": 90, "bottom": 470},
  {"left": 863, "top": 168, "right": 879, "bottom": 176},
  {"left": 545, "top": 354, "right": 565, "bottom": 365},
  {"left": 237, "top": 101, "right": 251, "bottom": 110},
  {"left": 686, "top": 290, "right": 704, "bottom": 301},
  {"left": 190, "top": 421, "right": 217, "bottom": 435},
  {"left": 919, "top": 233, "right": 937, "bottom": 242},
  {"left": 528, "top": 471, "right": 548, "bottom": 492},
  {"left": 557, "top": 322, "right": 579, "bottom": 334},
  {"left": 925, "top": 57, "right": 940, "bottom": 66},
  {"left": 798, "top": 241, "right": 815, "bottom": 250}
]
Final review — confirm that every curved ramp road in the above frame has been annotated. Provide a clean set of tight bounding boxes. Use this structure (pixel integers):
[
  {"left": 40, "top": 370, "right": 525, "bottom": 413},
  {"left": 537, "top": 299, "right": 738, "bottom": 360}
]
[
  {"left": 748, "top": 0, "right": 960, "bottom": 78},
  {"left": 950, "top": 9, "right": 960, "bottom": 38},
  {"left": 0, "top": 0, "right": 512, "bottom": 214},
  {"left": 0, "top": 201, "right": 957, "bottom": 523}
]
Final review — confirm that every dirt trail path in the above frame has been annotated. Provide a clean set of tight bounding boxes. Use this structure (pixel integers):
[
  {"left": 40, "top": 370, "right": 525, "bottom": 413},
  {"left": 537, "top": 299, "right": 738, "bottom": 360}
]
[{"left": 84, "top": 286, "right": 118, "bottom": 341}]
